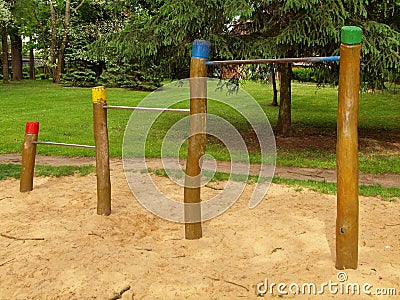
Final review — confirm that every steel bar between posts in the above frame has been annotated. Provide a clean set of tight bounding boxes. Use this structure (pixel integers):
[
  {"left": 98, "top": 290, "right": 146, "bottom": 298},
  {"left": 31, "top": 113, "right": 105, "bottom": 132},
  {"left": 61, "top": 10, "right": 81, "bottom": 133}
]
[
  {"left": 33, "top": 141, "right": 96, "bottom": 149},
  {"left": 206, "top": 56, "right": 340, "bottom": 66},
  {"left": 103, "top": 105, "right": 190, "bottom": 113}
]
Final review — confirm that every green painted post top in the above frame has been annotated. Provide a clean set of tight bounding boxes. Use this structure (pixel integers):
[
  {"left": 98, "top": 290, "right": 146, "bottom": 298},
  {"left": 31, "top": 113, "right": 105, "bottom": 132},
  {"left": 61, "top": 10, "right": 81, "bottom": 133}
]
[{"left": 341, "top": 26, "right": 362, "bottom": 45}]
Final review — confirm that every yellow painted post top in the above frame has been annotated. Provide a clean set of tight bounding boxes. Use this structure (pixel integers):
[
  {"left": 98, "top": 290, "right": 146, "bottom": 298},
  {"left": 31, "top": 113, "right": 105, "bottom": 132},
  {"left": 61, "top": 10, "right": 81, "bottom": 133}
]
[{"left": 92, "top": 86, "right": 106, "bottom": 103}]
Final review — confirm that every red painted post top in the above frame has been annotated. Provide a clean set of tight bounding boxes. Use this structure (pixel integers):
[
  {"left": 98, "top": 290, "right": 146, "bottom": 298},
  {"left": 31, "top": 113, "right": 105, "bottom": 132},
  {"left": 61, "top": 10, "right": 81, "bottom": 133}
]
[{"left": 25, "top": 122, "right": 39, "bottom": 134}]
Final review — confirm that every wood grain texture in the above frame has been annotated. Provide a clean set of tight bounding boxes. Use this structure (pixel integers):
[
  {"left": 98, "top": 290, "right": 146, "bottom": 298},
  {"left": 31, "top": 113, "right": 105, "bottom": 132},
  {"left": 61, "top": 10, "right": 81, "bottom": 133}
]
[
  {"left": 184, "top": 58, "right": 208, "bottom": 239},
  {"left": 336, "top": 43, "right": 361, "bottom": 270}
]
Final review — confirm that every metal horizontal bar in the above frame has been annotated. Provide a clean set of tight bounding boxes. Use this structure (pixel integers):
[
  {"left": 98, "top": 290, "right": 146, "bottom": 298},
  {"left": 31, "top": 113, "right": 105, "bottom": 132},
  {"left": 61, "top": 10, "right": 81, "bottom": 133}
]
[
  {"left": 33, "top": 141, "right": 96, "bottom": 149},
  {"left": 206, "top": 56, "right": 340, "bottom": 66},
  {"left": 103, "top": 106, "right": 190, "bottom": 113}
]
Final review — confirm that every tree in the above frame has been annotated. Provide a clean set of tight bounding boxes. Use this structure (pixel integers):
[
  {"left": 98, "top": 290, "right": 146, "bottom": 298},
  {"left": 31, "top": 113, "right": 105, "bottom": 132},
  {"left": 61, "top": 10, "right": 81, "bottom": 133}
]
[
  {"left": 242, "top": 0, "right": 400, "bottom": 135},
  {"left": 15, "top": 0, "right": 47, "bottom": 80},
  {"left": 63, "top": 0, "right": 163, "bottom": 89},
  {"left": 48, "top": 0, "right": 85, "bottom": 83},
  {"left": 5, "top": 0, "right": 22, "bottom": 81},
  {"left": 91, "top": 0, "right": 399, "bottom": 136},
  {"left": 90, "top": 1, "right": 254, "bottom": 79},
  {"left": 2, "top": 0, "right": 43, "bottom": 82},
  {"left": 0, "top": 0, "right": 11, "bottom": 83}
]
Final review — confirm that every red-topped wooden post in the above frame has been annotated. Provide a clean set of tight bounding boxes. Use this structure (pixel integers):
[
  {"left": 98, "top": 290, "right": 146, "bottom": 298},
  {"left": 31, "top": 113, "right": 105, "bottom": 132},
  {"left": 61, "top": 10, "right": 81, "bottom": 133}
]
[
  {"left": 184, "top": 40, "right": 211, "bottom": 239},
  {"left": 336, "top": 26, "right": 362, "bottom": 270},
  {"left": 20, "top": 122, "right": 39, "bottom": 192}
]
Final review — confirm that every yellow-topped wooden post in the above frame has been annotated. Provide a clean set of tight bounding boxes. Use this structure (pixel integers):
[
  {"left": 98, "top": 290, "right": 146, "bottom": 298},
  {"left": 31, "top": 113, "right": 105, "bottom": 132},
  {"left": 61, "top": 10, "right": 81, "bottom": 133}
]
[
  {"left": 336, "top": 26, "right": 362, "bottom": 270},
  {"left": 92, "top": 86, "right": 111, "bottom": 215}
]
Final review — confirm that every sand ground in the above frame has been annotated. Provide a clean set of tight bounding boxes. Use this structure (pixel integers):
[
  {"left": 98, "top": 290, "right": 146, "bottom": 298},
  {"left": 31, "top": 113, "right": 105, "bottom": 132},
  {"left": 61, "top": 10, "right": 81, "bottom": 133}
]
[{"left": 0, "top": 160, "right": 399, "bottom": 299}]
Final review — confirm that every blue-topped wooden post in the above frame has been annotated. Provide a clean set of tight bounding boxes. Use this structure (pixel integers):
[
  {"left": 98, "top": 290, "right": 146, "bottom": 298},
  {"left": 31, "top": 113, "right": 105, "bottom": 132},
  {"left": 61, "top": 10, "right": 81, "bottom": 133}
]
[
  {"left": 184, "top": 40, "right": 211, "bottom": 239},
  {"left": 336, "top": 26, "right": 362, "bottom": 270}
]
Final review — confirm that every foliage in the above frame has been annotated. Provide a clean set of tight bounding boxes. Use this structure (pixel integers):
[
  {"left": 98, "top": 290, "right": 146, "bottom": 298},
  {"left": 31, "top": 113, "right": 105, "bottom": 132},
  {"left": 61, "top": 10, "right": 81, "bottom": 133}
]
[
  {"left": 88, "top": 0, "right": 399, "bottom": 88},
  {"left": 292, "top": 68, "right": 316, "bottom": 83},
  {"left": 84, "top": 0, "right": 399, "bottom": 137},
  {"left": 88, "top": 0, "right": 253, "bottom": 78},
  {"left": 36, "top": 73, "right": 49, "bottom": 80},
  {"left": 22, "top": 65, "right": 38, "bottom": 75},
  {"left": 0, "top": 0, "right": 12, "bottom": 24},
  {"left": 55, "top": 0, "right": 162, "bottom": 89},
  {"left": 61, "top": 68, "right": 98, "bottom": 87},
  {"left": 291, "top": 64, "right": 340, "bottom": 85},
  {"left": 98, "top": 63, "right": 161, "bottom": 90}
]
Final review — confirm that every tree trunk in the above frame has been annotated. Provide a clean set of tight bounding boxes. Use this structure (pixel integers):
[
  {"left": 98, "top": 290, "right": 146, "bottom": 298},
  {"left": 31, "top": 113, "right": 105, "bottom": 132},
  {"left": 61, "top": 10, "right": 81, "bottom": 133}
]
[
  {"left": 49, "top": 0, "right": 57, "bottom": 82},
  {"left": 55, "top": 0, "right": 71, "bottom": 84},
  {"left": 10, "top": 32, "right": 22, "bottom": 81},
  {"left": 276, "top": 63, "right": 292, "bottom": 136},
  {"left": 1, "top": 25, "right": 9, "bottom": 83},
  {"left": 29, "top": 47, "right": 35, "bottom": 80},
  {"left": 271, "top": 65, "right": 278, "bottom": 106},
  {"left": 54, "top": 0, "right": 85, "bottom": 83},
  {"left": 38, "top": 21, "right": 50, "bottom": 76}
]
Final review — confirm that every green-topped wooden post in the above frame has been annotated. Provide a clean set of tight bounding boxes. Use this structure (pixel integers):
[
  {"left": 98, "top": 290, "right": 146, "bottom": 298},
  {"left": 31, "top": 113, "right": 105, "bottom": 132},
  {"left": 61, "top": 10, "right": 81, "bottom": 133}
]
[
  {"left": 336, "top": 26, "right": 362, "bottom": 270},
  {"left": 184, "top": 40, "right": 211, "bottom": 239}
]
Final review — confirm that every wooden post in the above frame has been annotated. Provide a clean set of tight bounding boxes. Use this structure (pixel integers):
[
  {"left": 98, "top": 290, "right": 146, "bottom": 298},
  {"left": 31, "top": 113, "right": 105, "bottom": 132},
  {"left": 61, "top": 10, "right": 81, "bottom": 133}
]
[
  {"left": 336, "top": 26, "right": 362, "bottom": 270},
  {"left": 92, "top": 86, "right": 111, "bottom": 216},
  {"left": 184, "top": 40, "right": 211, "bottom": 239},
  {"left": 20, "top": 122, "right": 39, "bottom": 192}
]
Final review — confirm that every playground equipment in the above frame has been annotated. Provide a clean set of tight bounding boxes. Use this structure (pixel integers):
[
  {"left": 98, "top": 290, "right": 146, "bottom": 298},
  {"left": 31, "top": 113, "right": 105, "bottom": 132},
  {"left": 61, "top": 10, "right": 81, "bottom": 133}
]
[
  {"left": 185, "top": 26, "right": 362, "bottom": 270},
  {"left": 336, "top": 26, "right": 362, "bottom": 270},
  {"left": 20, "top": 26, "right": 361, "bottom": 270},
  {"left": 20, "top": 122, "right": 96, "bottom": 193},
  {"left": 20, "top": 87, "right": 190, "bottom": 216}
]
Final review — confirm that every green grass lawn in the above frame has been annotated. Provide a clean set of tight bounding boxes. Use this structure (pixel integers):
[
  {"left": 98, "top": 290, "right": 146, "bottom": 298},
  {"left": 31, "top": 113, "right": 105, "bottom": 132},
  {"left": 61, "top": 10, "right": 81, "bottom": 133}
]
[
  {"left": 1, "top": 80, "right": 399, "bottom": 174},
  {"left": 0, "top": 80, "right": 148, "bottom": 157},
  {"left": 0, "top": 163, "right": 95, "bottom": 180}
]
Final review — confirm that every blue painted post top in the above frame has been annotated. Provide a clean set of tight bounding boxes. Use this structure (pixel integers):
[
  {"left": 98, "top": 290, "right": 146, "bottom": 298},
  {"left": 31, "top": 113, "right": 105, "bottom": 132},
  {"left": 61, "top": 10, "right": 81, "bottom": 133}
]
[{"left": 192, "top": 40, "right": 211, "bottom": 59}]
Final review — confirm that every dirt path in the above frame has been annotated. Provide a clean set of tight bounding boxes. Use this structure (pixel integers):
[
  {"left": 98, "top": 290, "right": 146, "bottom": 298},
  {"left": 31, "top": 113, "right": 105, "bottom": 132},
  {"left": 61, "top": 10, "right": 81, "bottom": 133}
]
[{"left": 1, "top": 153, "right": 399, "bottom": 188}]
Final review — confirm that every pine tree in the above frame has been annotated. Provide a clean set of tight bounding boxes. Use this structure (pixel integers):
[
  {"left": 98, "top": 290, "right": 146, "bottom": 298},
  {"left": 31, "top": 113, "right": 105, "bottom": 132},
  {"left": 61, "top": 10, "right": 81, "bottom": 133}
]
[{"left": 91, "top": 0, "right": 400, "bottom": 136}]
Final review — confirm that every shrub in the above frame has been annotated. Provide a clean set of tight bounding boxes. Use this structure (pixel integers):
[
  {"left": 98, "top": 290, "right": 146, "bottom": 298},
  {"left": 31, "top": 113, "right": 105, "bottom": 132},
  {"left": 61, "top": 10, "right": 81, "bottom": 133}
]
[
  {"left": 36, "top": 73, "right": 48, "bottom": 80},
  {"left": 61, "top": 69, "right": 97, "bottom": 87},
  {"left": 98, "top": 64, "right": 161, "bottom": 91},
  {"left": 292, "top": 68, "right": 315, "bottom": 83}
]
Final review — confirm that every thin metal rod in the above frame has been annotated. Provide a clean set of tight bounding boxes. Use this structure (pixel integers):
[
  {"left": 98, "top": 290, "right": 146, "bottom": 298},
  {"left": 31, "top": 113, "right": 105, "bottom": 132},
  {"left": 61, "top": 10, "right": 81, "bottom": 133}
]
[
  {"left": 206, "top": 56, "right": 340, "bottom": 66},
  {"left": 33, "top": 141, "right": 96, "bottom": 149},
  {"left": 103, "top": 105, "right": 190, "bottom": 113}
]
